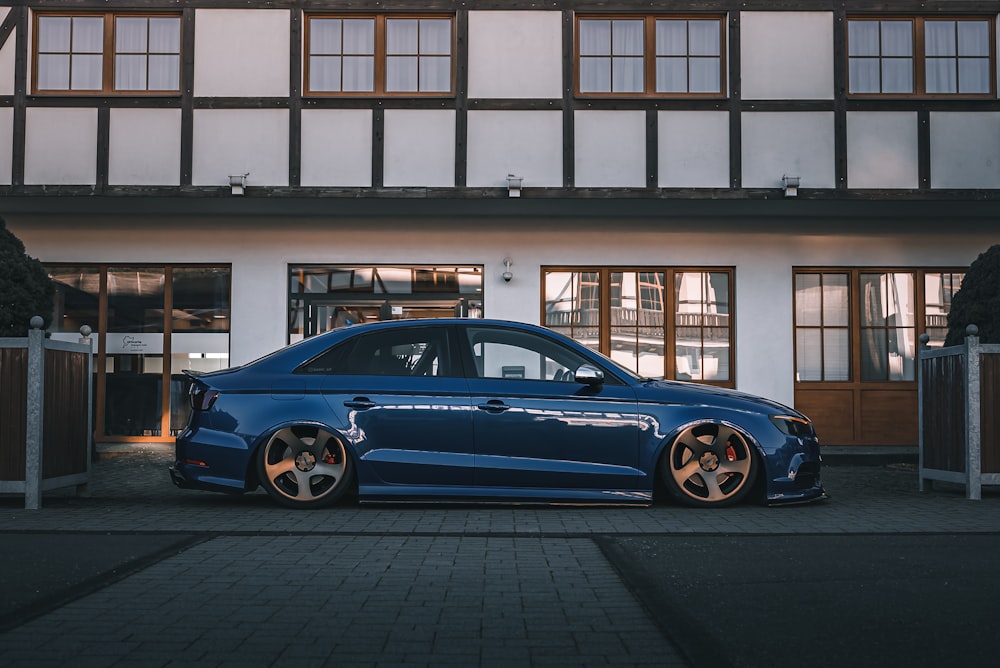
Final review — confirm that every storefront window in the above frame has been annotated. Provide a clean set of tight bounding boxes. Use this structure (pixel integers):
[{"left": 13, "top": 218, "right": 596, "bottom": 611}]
[
  {"left": 543, "top": 268, "right": 734, "bottom": 384},
  {"left": 46, "top": 264, "right": 231, "bottom": 441},
  {"left": 289, "top": 265, "right": 483, "bottom": 342}
]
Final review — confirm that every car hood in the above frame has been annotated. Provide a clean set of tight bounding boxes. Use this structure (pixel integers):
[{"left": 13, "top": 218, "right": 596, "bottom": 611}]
[{"left": 635, "top": 379, "right": 800, "bottom": 417}]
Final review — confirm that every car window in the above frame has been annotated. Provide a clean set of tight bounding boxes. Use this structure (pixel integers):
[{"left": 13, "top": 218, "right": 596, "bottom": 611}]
[
  {"left": 464, "top": 327, "right": 592, "bottom": 382},
  {"left": 299, "top": 326, "right": 451, "bottom": 376}
]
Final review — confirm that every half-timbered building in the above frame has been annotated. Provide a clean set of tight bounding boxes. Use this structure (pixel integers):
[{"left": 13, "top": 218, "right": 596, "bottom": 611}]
[{"left": 1, "top": 1, "right": 997, "bottom": 448}]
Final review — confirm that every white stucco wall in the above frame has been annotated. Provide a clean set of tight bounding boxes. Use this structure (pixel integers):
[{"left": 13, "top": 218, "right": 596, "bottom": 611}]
[
  {"left": 300, "top": 109, "right": 373, "bottom": 187},
  {"left": 930, "top": 112, "right": 1000, "bottom": 189},
  {"left": 741, "top": 112, "right": 836, "bottom": 189},
  {"left": 467, "top": 11, "right": 563, "bottom": 99},
  {"left": 740, "top": 12, "right": 834, "bottom": 100},
  {"left": 192, "top": 109, "right": 290, "bottom": 187},
  {"left": 658, "top": 111, "right": 730, "bottom": 188},
  {"left": 24, "top": 108, "right": 98, "bottom": 185},
  {"left": 0, "top": 26, "right": 14, "bottom": 96},
  {"left": 383, "top": 110, "right": 456, "bottom": 187},
  {"left": 0, "top": 106, "right": 11, "bottom": 185},
  {"left": 847, "top": 112, "right": 919, "bottom": 189},
  {"left": 193, "top": 9, "right": 290, "bottom": 97},
  {"left": 109, "top": 109, "right": 183, "bottom": 186},
  {"left": 574, "top": 111, "right": 646, "bottom": 187},
  {"left": 466, "top": 111, "right": 562, "bottom": 188}
]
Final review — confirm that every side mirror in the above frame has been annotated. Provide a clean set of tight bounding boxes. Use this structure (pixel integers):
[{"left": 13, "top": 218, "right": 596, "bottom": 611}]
[{"left": 575, "top": 364, "right": 605, "bottom": 386}]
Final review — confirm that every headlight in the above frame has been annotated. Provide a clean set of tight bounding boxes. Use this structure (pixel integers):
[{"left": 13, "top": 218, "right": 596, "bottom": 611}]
[{"left": 769, "top": 414, "right": 814, "bottom": 437}]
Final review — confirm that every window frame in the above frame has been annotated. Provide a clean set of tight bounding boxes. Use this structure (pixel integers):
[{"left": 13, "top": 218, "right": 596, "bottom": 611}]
[
  {"left": 304, "top": 13, "right": 456, "bottom": 97},
  {"left": 574, "top": 14, "right": 727, "bottom": 99},
  {"left": 31, "top": 11, "right": 183, "bottom": 96},
  {"left": 541, "top": 267, "right": 735, "bottom": 387},
  {"left": 792, "top": 267, "right": 966, "bottom": 386},
  {"left": 846, "top": 15, "right": 997, "bottom": 99}
]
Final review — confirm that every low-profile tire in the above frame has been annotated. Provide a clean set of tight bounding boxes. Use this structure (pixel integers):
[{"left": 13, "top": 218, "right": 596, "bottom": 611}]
[
  {"left": 256, "top": 425, "right": 355, "bottom": 509},
  {"left": 660, "top": 422, "right": 758, "bottom": 508}
]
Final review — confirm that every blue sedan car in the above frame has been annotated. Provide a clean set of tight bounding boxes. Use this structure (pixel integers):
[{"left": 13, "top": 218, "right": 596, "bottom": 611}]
[{"left": 170, "top": 319, "right": 825, "bottom": 509}]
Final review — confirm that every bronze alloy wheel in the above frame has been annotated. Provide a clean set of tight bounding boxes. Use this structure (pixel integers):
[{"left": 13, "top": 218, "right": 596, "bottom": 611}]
[
  {"left": 257, "top": 426, "right": 354, "bottom": 509},
  {"left": 662, "top": 422, "right": 758, "bottom": 507}
]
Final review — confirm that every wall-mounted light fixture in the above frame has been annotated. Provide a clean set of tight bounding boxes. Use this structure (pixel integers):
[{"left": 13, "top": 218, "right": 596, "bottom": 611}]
[
  {"left": 501, "top": 257, "right": 514, "bottom": 283},
  {"left": 782, "top": 174, "right": 800, "bottom": 198},
  {"left": 506, "top": 174, "right": 523, "bottom": 198},
  {"left": 229, "top": 173, "right": 249, "bottom": 196}
]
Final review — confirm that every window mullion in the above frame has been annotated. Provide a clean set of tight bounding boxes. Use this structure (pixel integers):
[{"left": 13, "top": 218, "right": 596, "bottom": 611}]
[
  {"left": 645, "top": 16, "right": 655, "bottom": 96},
  {"left": 375, "top": 14, "right": 387, "bottom": 95},
  {"left": 104, "top": 14, "right": 115, "bottom": 94},
  {"left": 914, "top": 18, "right": 926, "bottom": 95}
]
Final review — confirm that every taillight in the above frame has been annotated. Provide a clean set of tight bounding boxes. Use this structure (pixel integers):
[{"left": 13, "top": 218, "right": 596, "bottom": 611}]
[{"left": 189, "top": 386, "right": 220, "bottom": 411}]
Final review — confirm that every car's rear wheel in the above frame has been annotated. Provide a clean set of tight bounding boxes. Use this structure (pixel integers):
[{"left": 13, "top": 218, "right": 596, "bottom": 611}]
[
  {"left": 257, "top": 426, "right": 354, "bottom": 509},
  {"left": 661, "top": 422, "right": 757, "bottom": 508}
]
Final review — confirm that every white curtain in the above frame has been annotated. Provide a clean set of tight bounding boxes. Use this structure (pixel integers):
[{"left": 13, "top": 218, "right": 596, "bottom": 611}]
[
  {"left": 419, "top": 56, "right": 450, "bottom": 92},
  {"left": 116, "top": 18, "right": 146, "bottom": 53},
  {"left": 612, "top": 20, "right": 643, "bottom": 92},
  {"left": 37, "top": 54, "right": 70, "bottom": 89},
  {"left": 795, "top": 274, "right": 849, "bottom": 382},
  {"left": 579, "top": 20, "right": 610, "bottom": 92},
  {"left": 149, "top": 18, "right": 180, "bottom": 53},
  {"left": 148, "top": 55, "right": 179, "bottom": 90},
  {"left": 71, "top": 54, "right": 103, "bottom": 90},
  {"left": 73, "top": 17, "right": 104, "bottom": 53},
  {"left": 311, "top": 19, "right": 342, "bottom": 55},
  {"left": 38, "top": 16, "right": 71, "bottom": 52},
  {"left": 115, "top": 55, "right": 145, "bottom": 90},
  {"left": 342, "top": 19, "right": 374, "bottom": 92},
  {"left": 420, "top": 19, "right": 451, "bottom": 55},
  {"left": 310, "top": 56, "right": 341, "bottom": 92}
]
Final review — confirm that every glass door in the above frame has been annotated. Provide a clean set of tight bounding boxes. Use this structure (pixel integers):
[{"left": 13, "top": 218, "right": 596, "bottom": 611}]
[
  {"left": 104, "top": 267, "right": 166, "bottom": 437},
  {"left": 47, "top": 264, "right": 232, "bottom": 443}
]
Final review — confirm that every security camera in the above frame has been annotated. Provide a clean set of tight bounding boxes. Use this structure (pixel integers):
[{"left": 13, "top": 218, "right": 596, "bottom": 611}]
[{"left": 502, "top": 271, "right": 513, "bottom": 283}]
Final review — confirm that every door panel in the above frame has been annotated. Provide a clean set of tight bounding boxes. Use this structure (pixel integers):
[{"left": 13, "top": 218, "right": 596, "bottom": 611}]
[
  {"left": 319, "top": 326, "right": 473, "bottom": 486},
  {"left": 322, "top": 375, "right": 473, "bottom": 486},
  {"left": 469, "top": 378, "right": 640, "bottom": 489}
]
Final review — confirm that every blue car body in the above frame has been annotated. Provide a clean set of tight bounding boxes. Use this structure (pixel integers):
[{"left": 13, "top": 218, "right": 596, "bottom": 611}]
[{"left": 171, "top": 319, "right": 825, "bottom": 507}]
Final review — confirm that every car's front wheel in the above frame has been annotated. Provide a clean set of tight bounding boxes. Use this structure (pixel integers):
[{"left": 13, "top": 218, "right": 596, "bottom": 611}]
[
  {"left": 661, "top": 422, "right": 758, "bottom": 507},
  {"left": 257, "top": 425, "right": 354, "bottom": 509}
]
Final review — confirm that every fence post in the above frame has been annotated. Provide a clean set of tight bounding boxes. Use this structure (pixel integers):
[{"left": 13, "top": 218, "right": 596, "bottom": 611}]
[
  {"left": 965, "top": 326, "right": 982, "bottom": 500},
  {"left": 917, "top": 333, "right": 930, "bottom": 492},
  {"left": 24, "top": 316, "right": 45, "bottom": 510},
  {"left": 78, "top": 325, "right": 94, "bottom": 496}
]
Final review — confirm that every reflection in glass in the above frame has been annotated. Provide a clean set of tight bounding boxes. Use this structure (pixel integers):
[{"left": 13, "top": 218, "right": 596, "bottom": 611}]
[
  {"left": 924, "top": 272, "right": 963, "bottom": 347},
  {"left": 860, "top": 272, "right": 914, "bottom": 381},
  {"left": 675, "top": 272, "right": 729, "bottom": 381},
  {"left": 48, "top": 266, "right": 101, "bottom": 334},
  {"left": 172, "top": 267, "right": 231, "bottom": 332}
]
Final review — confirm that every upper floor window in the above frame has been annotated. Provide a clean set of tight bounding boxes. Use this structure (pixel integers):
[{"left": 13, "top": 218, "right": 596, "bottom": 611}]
[
  {"left": 848, "top": 17, "right": 996, "bottom": 97},
  {"left": 576, "top": 15, "right": 725, "bottom": 97},
  {"left": 34, "top": 13, "right": 181, "bottom": 94},
  {"left": 305, "top": 15, "right": 454, "bottom": 96}
]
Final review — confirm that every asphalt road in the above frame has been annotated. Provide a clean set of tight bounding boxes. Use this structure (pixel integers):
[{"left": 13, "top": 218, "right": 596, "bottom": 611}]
[{"left": 599, "top": 533, "right": 1000, "bottom": 668}]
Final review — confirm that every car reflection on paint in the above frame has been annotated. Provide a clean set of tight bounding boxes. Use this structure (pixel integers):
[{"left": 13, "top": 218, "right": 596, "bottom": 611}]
[{"left": 170, "top": 319, "right": 826, "bottom": 509}]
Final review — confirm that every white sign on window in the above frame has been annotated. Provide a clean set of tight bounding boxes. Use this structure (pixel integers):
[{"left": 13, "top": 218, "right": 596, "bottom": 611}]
[{"left": 106, "top": 333, "right": 164, "bottom": 355}]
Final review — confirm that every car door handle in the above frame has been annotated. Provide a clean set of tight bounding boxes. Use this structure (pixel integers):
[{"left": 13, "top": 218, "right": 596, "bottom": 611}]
[
  {"left": 344, "top": 397, "right": 376, "bottom": 410},
  {"left": 477, "top": 400, "right": 511, "bottom": 413}
]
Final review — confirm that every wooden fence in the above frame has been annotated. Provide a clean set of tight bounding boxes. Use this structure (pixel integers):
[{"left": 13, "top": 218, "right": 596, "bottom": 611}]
[
  {"left": 919, "top": 328, "right": 1000, "bottom": 500},
  {"left": 0, "top": 319, "right": 93, "bottom": 509}
]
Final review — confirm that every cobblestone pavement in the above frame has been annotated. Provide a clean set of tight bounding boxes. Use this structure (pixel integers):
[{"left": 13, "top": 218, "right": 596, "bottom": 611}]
[{"left": 1, "top": 447, "right": 997, "bottom": 667}]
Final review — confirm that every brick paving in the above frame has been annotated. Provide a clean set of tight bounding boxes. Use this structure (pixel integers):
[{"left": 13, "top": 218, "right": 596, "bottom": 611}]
[{"left": 1, "top": 446, "right": 998, "bottom": 667}]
